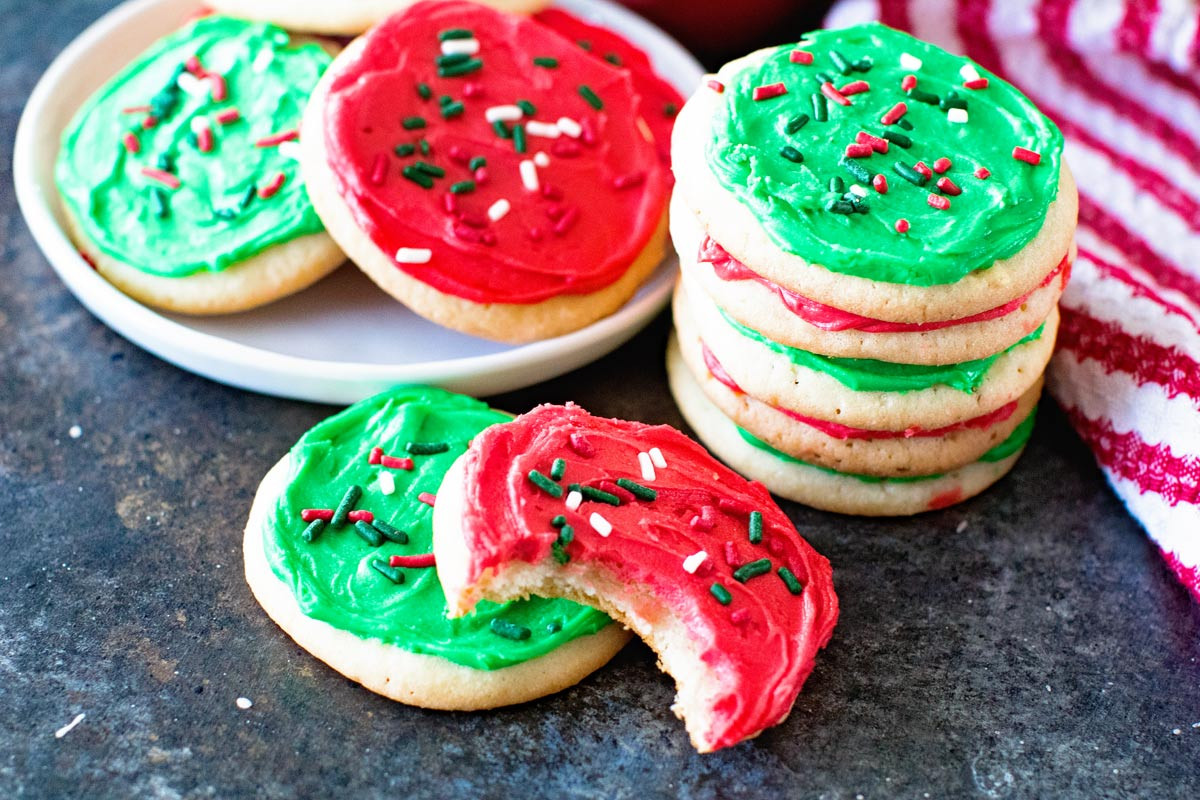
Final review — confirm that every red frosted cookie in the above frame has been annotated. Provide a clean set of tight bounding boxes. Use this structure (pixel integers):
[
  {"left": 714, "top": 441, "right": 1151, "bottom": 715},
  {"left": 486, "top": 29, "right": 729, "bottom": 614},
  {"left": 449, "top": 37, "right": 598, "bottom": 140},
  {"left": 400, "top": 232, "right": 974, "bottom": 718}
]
[
  {"left": 433, "top": 403, "right": 839, "bottom": 752},
  {"left": 301, "top": 0, "right": 675, "bottom": 342}
]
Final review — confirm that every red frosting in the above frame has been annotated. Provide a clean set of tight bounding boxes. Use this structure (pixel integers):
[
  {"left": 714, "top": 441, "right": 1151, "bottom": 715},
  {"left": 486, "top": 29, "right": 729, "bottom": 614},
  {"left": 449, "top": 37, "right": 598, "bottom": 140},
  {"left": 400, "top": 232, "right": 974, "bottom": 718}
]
[
  {"left": 701, "top": 342, "right": 1019, "bottom": 440},
  {"left": 322, "top": 1, "right": 675, "bottom": 304},
  {"left": 699, "top": 236, "right": 1072, "bottom": 332},
  {"left": 453, "top": 404, "right": 838, "bottom": 751}
]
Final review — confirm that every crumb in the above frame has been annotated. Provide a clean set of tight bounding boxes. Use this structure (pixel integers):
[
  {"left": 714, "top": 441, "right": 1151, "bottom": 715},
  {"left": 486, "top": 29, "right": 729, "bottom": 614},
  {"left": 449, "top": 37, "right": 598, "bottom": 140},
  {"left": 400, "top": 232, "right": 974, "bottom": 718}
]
[
  {"left": 68, "top": 425, "right": 82, "bottom": 439},
  {"left": 236, "top": 697, "right": 253, "bottom": 710},
  {"left": 54, "top": 713, "right": 85, "bottom": 738},
  {"left": 955, "top": 519, "right": 968, "bottom": 533}
]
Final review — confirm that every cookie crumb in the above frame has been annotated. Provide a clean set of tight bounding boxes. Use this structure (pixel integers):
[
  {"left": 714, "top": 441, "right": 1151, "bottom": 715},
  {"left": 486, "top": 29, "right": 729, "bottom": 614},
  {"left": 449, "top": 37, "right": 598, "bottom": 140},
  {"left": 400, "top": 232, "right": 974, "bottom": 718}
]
[
  {"left": 54, "top": 713, "right": 85, "bottom": 738},
  {"left": 68, "top": 425, "right": 83, "bottom": 439},
  {"left": 236, "top": 697, "right": 253, "bottom": 710}
]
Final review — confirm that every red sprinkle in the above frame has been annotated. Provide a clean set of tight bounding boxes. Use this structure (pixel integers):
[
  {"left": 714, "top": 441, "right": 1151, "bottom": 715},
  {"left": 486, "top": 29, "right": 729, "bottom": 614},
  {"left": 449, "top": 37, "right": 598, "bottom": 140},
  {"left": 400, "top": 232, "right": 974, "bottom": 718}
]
[
  {"left": 964, "top": 77, "right": 990, "bottom": 89},
  {"left": 459, "top": 211, "right": 489, "bottom": 228},
  {"left": 1012, "top": 146, "right": 1042, "bottom": 164},
  {"left": 820, "top": 81, "right": 851, "bottom": 106},
  {"left": 975, "top": 166, "right": 992, "bottom": 179},
  {"left": 901, "top": 74, "right": 918, "bottom": 91},
  {"left": 347, "top": 510, "right": 374, "bottom": 523},
  {"left": 706, "top": 79, "right": 725, "bottom": 93},
  {"left": 856, "top": 131, "right": 889, "bottom": 154},
  {"left": 381, "top": 455, "right": 414, "bottom": 470},
  {"left": 449, "top": 145, "right": 470, "bottom": 165},
  {"left": 914, "top": 161, "right": 933, "bottom": 179},
  {"left": 880, "top": 101, "right": 908, "bottom": 125},
  {"left": 612, "top": 171, "right": 645, "bottom": 190},
  {"left": 209, "top": 73, "right": 227, "bottom": 102},
  {"left": 936, "top": 176, "right": 962, "bottom": 196},
  {"left": 185, "top": 55, "right": 204, "bottom": 75},
  {"left": 752, "top": 82, "right": 788, "bottom": 101},
  {"left": 473, "top": 167, "right": 489, "bottom": 185},
  {"left": 122, "top": 133, "right": 140, "bottom": 154},
  {"left": 418, "top": 492, "right": 436, "bottom": 507},
  {"left": 873, "top": 174, "right": 889, "bottom": 194},
  {"left": 844, "top": 143, "right": 873, "bottom": 158},
  {"left": 839, "top": 80, "right": 870, "bottom": 95},
  {"left": 369, "top": 153, "right": 388, "bottom": 186},
  {"left": 215, "top": 108, "right": 240, "bottom": 125},
  {"left": 463, "top": 81, "right": 484, "bottom": 98},
  {"left": 196, "top": 126, "right": 214, "bottom": 153},
  {"left": 140, "top": 167, "right": 181, "bottom": 189},
  {"left": 257, "top": 172, "right": 286, "bottom": 199},
  {"left": 553, "top": 206, "right": 579, "bottom": 236},
  {"left": 551, "top": 138, "right": 581, "bottom": 158},
  {"left": 540, "top": 183, "right": 564, "bottom": 201},
  {"left": 789, "top": 50, "right": 813, "bottom": 65},
  {"left": 723, "top": 540, "right": 739, "bottom": 568},
  {"left": 527, "top": 227, "right": 544, "bottom": 241},
  {"left": 927, "top": 193, "right": 951, "bottom": 210},
  {"left": 730, "top": 608, "right": 752, "bottom": 626},
  {"left": 122, "top": 105, "right": 151, "bottom": 114},
  {"left": 141, "top": 116, "right": 159, "bottom": 130},
  {"left": 717, "top": 497, "right": 751, "bottom": 515},
  {"left": 933, "top": 157, "right": 952, "bottom": 174},
  {"left": 568, "top": 432, "right": 595, "bottom": 457},
  {"left": 895, "top": 218, "right": 911, "bottom": 233},
  {"left": 442, "top": 192, "right": 458, "bottom": 215},
  {"left": 369, "top": 447, "right": 383, "bottom": 465},
  {"left": 255, "top": 130, "right": 299, "bottom": 148},
  {"left": 389, "top": 554, "right": 437, "bottom": 568},
  {"left": 301, "top": 509, "right": 334, "bottom": 522}
]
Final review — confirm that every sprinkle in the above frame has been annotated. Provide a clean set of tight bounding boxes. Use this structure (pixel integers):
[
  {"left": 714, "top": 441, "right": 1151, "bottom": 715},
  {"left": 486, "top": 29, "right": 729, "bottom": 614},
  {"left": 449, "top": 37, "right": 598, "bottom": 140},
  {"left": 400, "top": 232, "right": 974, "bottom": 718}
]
[
  {"left": 255, "top": 130, "right": 299, "bottom": 147},
  {"left": 589, "top": 512, "right": 612, "bottom": 537},
  {"left": 914, "top": 161, "right": 933, "bottom": 179},
  {"left": 849, "top": 184, "right": 869, "bottom": 198},
  {"left": 121, "top": 105, "right": 151, "bottom": 114},
  {"left": 441, "top": 38, "right": 480, "bottom": 56},
  {"left": 394, "top": 143, "right": 416, "bottom": 157},
  {"left": 301, "top": 509, "right": 334, "bottom": 522},
  {"left": 485, "top": 105, "right": 523, "bottom": 123},
  {"left": 525, "top": 120, "right": 561, "bottom": 139},
  {"left": 752, "top": 82, "right": 788, "bottom": 101},
  {"left": 449, "top": 180, "right": 475, "bottom": 195},
  {"left": 418, "top": 492, "right": 436, "bottom": 507},
  {"left": 519, "top": 159, "right": 539, "bottom": 192},
  {"left": 898, "top": 118, "right": 914, "bottom": 131},
  {"left": 389, "top": 554, "right": 436, "bottom": 568},
  {"left": 565, "top": 490, "right": 583, "bottom": 511},
  {"left": 578, "top": 85, "right": 604, "bottom": 109},
  {"left": 964, "top": 77, "right": 990, "bottom": 90},
  {"left": 140, "top": 168, "right": 181, "bottom": 190},
  {"left": 215, "top": 108, "right": 240, "bottom": 125},
  {"left": 682, "top": 551, "right": 708, "bottom": 574},
  {"left": 534, "top": 151, "right": 550, "bottom": 168},
  {"left": 778, "top": 567, "right": 804, "bottom": 595},
  {"left": 872, "top": 174, "right": 889, "bottom": 194},
  {"left": 710, "top": 583, "right": 732, "bottom": 605},
  {"left": 378, "top": 472, "right": 396, "bottom": 495},
  {"left": 439, "top": 58, "right": 483, "bottom": 78},
  {"left": 883, "top": 130, "right": 912, "bottom": 149},
  {"left": 438, "top": 27, "right": 474, "bottom": 40},
  {"left": 829, "top": 50, "right": 852, "bottom": 74},
  {"left": 209, "top": 73, "right": 227, "bottom": 102},
  {"left": 394, "top": 247, "right": 432, "bottom": 264},
  {"left": 810, "top": 93, "right": 828, "bottom": 121},
  {"left": 947, "top": 108, "right": 969, "bottom": 124},
  {"left": 960, "top": 63, "right": 982, "bottom": 82},
  {"left": 556, "top": 117, "right": 583, "bottom": 138},
  {"left": 840, "top": 156, "right": 872, "bottom": 184},
  {"left": 149, "top": 187, "right": 169, "bottom": 219},
  {"left": 933, "top": 157, "right": 953, "bottom": 174},
  {"left": 301, "top": 518, "right": 326, "bottom": 543},
  {"left": 141, "top": 115, "right": 158, "bottom": 130},
  {"left": 557, "top": 524, "right": 574, "bottom": 544},
  {"left": 256, "top": 172, "right": 285, "bottom": 199},
  {"left": 252, "top": 49, "right": 273, "bottom": 72},
  {"left": 381, "top": 455, "right": 413, "bottom": 470},
  {"left": 706, "top": 79, "right": 725, "bottom": 93},
  {"left": 648, "top": 447, "right": 666, "bottom": 469},
  {"left": 612, "top": 171, "right": 645, "bottom": 189},
  {"left": 416, "top": 82, "right": 432, "bottom": 100},
  {"left": 936, "top": 176, "right": 962, "bottom": 196},
  {"left": 844, "top": 143, "right": 873, "bottom": 158},
  {"left": 574, "top": 485, "right": 620, "bottom": 505},
  {"left": 748, "top": 511, "right": 763, "bottom": 544},
  {"left": 790, "top": 49, "right": 813, "bottom": 65},
  {"left": 1013, "top": 146, "right": 1042, "bottom": 164},
  {"left": 406, "top": 441, "right": 449, "bottom": 455},
  {"left": 331, "top": 485, "right": 362, "bottom": 527},
  {"left": 528, "top": 470, "right": 564, "bottom": 498},
  {"left": 899, "top": 52, "right": 923, "bottom": 70},
  {"left": 401, "top": 116, "right": 427, "bottom": 130},
  {"left": 551, "top": 515, "right": 567, "bottom": 528},
  {"left": 533, "top": 56, "right": 559, "bottom": 68},
  {"left": 402, "top": 166, "right": 434, "bottom": 189},
  {"left": 927, "top": 193, "right": 951, "bottom": 210},
  {"left": 54, "top": 713, "right": 86, "bottom": 739},
  {"left": 975, "top": 166, "right": 991, "bottom": 179},
  {"left": 615, "top": 478, "right": 657, "bottom": 501},
  {"left": 550, "top": 458, "right": 567, "bottom": 481},
  {"left": 485, "top": 198, "right": 511, "bottom": 222},
  {"left": 895, "top": 218, "right": 910, "bottom": 233},
  {"left": 490, "top": 619, "right": 531, "bottom": 640},
  {"left": 839, "top": 80, "right": 870, "bottom": 95},
  {"left": 122, "top": 133, "right": 140, "bottom": 153},
  {"left": 492, "top": 120, "right": 512, "bottom": 140},
  {"left": 820, "top": 82, "right": 851, "bottom": 106},
  {"left": 777, "top": 145, "right": 803, "bottom": 163},
  {"left": 419, "top": 139, "right": 431, "bottom": 156},
  {"left": 354, "top": 520, "right": 384, "bottom": 546},
  {"left": 733, "top": 558, "right": 772, "bottom": 583},
  {"left": 784, "top": 113, "right": 810, "bottom": 134},
  {"left": 569, "top": 433, "right": 596, "bottom": 458},
  {"left": 369, "top": 154, "right": 389, "bottom": 185},
  {"left": 374, "top": 520, "right": 409, "bottom": 544},
  {"left": 638, "top": 451, "right": 656, "bottom": 482},
  {"left": 441, "top": 100, "right": 465, "bottom": 119},
  {"left": 348, "top": 510, "right": 374, "bottom": 524},
  {"left": 881, "top": 102, "right": 907, "bottom": 125},
  {"left": 371, "top": 560, "right": 405, "bottom": 583}
]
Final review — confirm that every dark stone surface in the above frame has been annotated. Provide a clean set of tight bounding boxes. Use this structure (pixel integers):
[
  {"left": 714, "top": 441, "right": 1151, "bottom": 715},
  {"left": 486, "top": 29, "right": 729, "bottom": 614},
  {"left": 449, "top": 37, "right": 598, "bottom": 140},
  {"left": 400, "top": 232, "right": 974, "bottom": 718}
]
[{"left": 2, "top": 2, "right": 1198, "bottom": 798}]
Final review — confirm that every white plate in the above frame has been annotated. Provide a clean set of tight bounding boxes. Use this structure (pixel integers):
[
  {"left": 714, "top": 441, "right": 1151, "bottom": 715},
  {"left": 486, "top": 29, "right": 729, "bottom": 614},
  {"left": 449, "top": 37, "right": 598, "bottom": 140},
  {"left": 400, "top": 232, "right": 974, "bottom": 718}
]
[{"left": 14, "top": 0, "right": 703, "bottom": 404}]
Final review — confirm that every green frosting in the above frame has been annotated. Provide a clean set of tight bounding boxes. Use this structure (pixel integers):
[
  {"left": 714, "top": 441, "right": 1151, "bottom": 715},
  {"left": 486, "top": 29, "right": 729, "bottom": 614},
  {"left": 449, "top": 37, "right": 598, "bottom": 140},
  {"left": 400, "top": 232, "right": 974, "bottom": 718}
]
[
  {"left": 706, "top": 22, "right": 1063, "bottom": 286},
  {"left": 736, "top": 406, "right": 1037, "bottom": 483},
  {"left": 56, "top": 16, "right": 329, "bottom": 277},
  {"left": 719, "top": 305, "right": 1044, "bottom": 393},
  {"left": 262, "top": 386, "right": 610, "bottom": 671}
]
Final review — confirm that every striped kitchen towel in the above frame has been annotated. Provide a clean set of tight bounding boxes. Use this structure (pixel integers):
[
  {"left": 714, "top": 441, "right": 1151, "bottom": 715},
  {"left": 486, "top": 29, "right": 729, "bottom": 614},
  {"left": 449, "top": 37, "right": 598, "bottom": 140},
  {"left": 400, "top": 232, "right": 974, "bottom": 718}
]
[{"left": 825, "top": 0, "right": 1200, "bottom": 602}]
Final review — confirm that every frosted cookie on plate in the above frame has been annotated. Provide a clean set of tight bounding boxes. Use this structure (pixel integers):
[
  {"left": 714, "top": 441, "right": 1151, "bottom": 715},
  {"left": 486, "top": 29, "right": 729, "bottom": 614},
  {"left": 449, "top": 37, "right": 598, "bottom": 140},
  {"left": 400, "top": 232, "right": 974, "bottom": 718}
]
[
  {"left": 56, "top": 15, "right": 345, "bottom": 314},
  {"left": 301, "top": 0, "right": 677, "bottom": 342},
  {"left": 207, "top": 0, "right": 550, "bottom": 36},
  {"left": 433, "top": 403, "right": 839, "bottom": 752},
  {"left": 244, "top": 386, "right": 629, "bottom": 709}
]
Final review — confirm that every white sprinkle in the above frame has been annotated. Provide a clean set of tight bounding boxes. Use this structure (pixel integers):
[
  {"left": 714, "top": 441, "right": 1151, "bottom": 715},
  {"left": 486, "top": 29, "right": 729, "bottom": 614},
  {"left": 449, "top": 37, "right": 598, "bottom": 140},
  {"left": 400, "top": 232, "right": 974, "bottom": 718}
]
[
  {"left": 648, "top": 447, "right": 667, "bottom": 469},
  {"left": 68, "top": 425, "right": 82, "bottom": 439},
  {"left": 638, "top": 451, "right": 656, "bottom": 482},
  {"left": 278, "top": 141, "right": 303, "bottom": 162},
  {"left": 849, "top": 184, "right": 868, "bottom": 197},
  {"left": 1173, "top": 728, "right": 1182, "bottom": 735},
  {"left": 565, "top": 490, "right": 583, "bottom": 511},
  {"left": 54, "top": 713, "right": 85, "bottom": 739},
  {"left": 947, "top": 108, "right": 969, "bottom": 124},
  {"left": 682, "top": 551, "right": 707, "bottom": 574},
  {"left": 176, "top": 72, "right": 208, "bottom": 97},
  {"left": 589, "top": 512, "right": 612, "bottom": 537},
  {"left": 441, "top": 38, "right": 479, "bottom": 56},
  {"left": 556, "top": 117, "right": 582, "bottom": 138},
  {"left": 378, "top": 471, "right": 396, "bottom": 495},
  {"left": 487, "top": 198, "right": 511, "bottom": 222},
  {"left": 395, "top": 247, "right": 433, "bottom": 264},
  {"left": 960, "top": 63, "right": 981, "bottom": 82},
  {"left": 956, "top": 519, "right": 968, "bottom": 533},
  {"left": 899, "top": 52, "right": 923, "bottom": 71},
  {"left": 189, "top": 117, "right": 210, "bottom": 135},
  {"left": 525, "top": 120, "right": 561, "bottom": 139},
  {"left": 252, "top": 49, "right": 274, "bottom": 73},
  {"left": 485, "top": 105, "right": 524, "bottom": 123},
  {"left": 533, "top": 151, "right": 550, "bottom": 168},
  {"left": 236, "top": 697, "right": 253, "bottom": 710},
  {"left": 519, "top": 159, "right": 539, "bottom": 192}
]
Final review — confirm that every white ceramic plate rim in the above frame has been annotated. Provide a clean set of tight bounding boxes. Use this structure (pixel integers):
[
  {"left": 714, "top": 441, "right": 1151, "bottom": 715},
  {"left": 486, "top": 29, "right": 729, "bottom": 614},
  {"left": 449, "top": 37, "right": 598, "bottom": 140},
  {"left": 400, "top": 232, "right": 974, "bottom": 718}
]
[{"left": 14, "top": 0, "right": 704, "bottom": 404}]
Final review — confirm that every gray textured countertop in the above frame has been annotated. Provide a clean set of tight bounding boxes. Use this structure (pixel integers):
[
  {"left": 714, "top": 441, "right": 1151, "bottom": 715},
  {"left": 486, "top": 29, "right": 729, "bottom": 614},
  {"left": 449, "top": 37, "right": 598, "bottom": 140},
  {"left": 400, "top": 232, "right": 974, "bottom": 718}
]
[{"left": 2, "top": 2, "right": 1198, "bottom": 797}]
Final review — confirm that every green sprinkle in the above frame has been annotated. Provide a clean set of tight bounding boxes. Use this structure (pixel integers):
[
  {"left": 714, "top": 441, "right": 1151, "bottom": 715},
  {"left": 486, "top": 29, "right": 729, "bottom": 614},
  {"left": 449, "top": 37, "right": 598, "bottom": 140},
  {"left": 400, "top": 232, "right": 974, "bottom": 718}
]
[
  {"left": 239, "top": 184, "right": 256, "bottom": 210},
  {"left": 441, "top": 100, "right": 465, "bottom": 119},
  {"left": 528, "top": 470, "right": 564, "bottom": 498},
  {"left": 437, "top": 52, "right": 472, "bottom": 68},
  {"left": 301, "top": 518, "right": 326, "bottom": 543},
  {"left": 710, "top": 583, "right": 733, "bottom": 605},
  {"left": 331, "top": 485, "right": 362, "bottom": 527},
  {"left": 882, "top": 130, "right": 912, "bottom": 149},
  {"left": 412, "top": 161, "right": 445, "bottom": 178},
  {"left": 557, "top": 524, "right": 574, "bottom": 545},
  {"left": 785, "top": 113, "right": 810, "bottom": 134},
  {"left": 898, "top": 118, "right": 914, "bottom": 131},
  {"left": 439, "top": 94, "right": 454, "bottom": 106},
  {"left": 840, "top": 156, "right": 872, "bottom": 184},
  {"left": 419, "top": 139, "right": 430, "bottom": 155},
  {"left": 615, "top": 478, "right": 657, "bottom": 501},
  {"left": 517, "top": 99, "right": 537, "bottom": 116},
  {"left": 401, "top": 166, "right": 434, "bottom": 188},
  {"left": 546, "top": 619, "right": 563, "bottom": 633},
  {"left": 394, "top": 143, "right": 416, "bottom": 157},
  {"left": 814, "top": 71, "right": 836, "bottom": 85},
  {"left": 416, "top": 82, "right": 432, "bottom": 100},
  {"left": 908, "top": 88, "right": 940, "bottom": 105},
  {"left": 604, "top": 52, "right": 623, "bottom": 66},
  {"left": 853, "top": 56, "right": 874, "bottom": 72},
  {"left": 156, "top": 152, "right": 174, "bottom": 171},
  {"left": 664, "top": 102, "right": 677, "bottom": 117},
  {"left": 778, "top": 567, "right": 804, "bottom": 595},
  {"left": 490, "top": 619, "right": 531, "bottom": 640},
  {"left": 468, "top": 156, "right": 487, "bottom": 170},
  {"left": 577, "top": 39, "right": 592, "bottom": 51},
  {"left": 550, "top": 458, "right": 566, "bottom": 481},
  {"left": 552, "top": 541, "right": 570, "bottom": 564},
  {"left": 940, "top": 91, "right": 967, "bottom": 111},
  {"left": 512, "top": 122, "right": 527, "bottom": 153},
  {"left": 406, "top": 440, "right": 449, "bottom": 454},
  {"left": 829, "top": 49, "right": 852, "bottom": 74},
  {"left": 449, "top": 180, "right": 475, "bottom": 194},
  {"left": 733, "top": 558, "right": 773, "bottom": 583},
  {"left": 892, "top": 162, "right": 928, "bottom": 187},
  {"left": 578, "top": 84, "right": 604, "bottom": 110},
  {"left": 439, "top": 28, "right": 474, "bottom": 41},
  {"left": 354, "top": 520, "right": 384, "bottom": 547},
  {"left": 551, "top": 515, "right": 567, "bottom": 528},
  {"left": 779, "top": 145, "right": 804, "bottom": 163},
  {"left": 371, "top": 560, "right": 405, "bottom": 584},
  {"left": 402, "top": 116, "right": 427, "bottom": 130},
  {"left": 810, "top": 93, "right": 828, "bottom": 122},
  {"left": 748, "top": 511, "right": 763, "bottom": 544},
  {"left": 825, "top": 197, "right": 856, "bottom": 215},
  {"left": 571, "top": 484, "right": 619, "bottom": 505},
  {"left": 213, "top": 208, "right": 236, "bottom": 221},
  {"left": 828, "top": 177, "right": 845, "bottom": 193},
  {"left": 374, "top": 520, "right": 409, "bottom": 544},
  {"left": 149, "top": 188, "right": 169, "bottom": 219},
  {"left": 438, "top": 58, "right": 483, "bottom": 78},
  {"left": 533, "top": 56, "right": 559, "bottom": 68},
  {"left": 492, "top": 119, "right": 512, "bottom": 139}
]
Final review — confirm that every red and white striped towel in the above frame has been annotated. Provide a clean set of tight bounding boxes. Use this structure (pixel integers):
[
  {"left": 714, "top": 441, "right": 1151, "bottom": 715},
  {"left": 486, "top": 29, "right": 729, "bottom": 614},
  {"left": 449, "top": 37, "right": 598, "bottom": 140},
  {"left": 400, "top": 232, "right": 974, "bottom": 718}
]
[{"left": 825, "top": 0, "right": 1200, "bottom": 602}]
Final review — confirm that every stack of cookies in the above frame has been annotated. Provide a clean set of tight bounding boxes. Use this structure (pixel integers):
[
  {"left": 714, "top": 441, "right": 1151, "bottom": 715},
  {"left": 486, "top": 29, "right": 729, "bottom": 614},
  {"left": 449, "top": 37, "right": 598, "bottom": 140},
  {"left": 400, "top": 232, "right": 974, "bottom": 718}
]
[{"left": 666, "top": 22, "right": 1077, "bottom": 516}]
